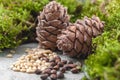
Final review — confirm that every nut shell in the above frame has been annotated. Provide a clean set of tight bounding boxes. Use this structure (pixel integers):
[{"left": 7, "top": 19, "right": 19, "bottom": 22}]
[
  {"left": 57, "top": 72, "right": 64, "bottom": 79},
  {"left": 40, "top": 74, "right": 48, "bottom": 80},
  {"left": 71, "top": 68, "right": 79, "bottom": 73},
  {"left": 50, "top": 74, "right": 57, "bottom": 80},
  {"left": 35, "top": 69, "right": 42, "bottom": 75}
]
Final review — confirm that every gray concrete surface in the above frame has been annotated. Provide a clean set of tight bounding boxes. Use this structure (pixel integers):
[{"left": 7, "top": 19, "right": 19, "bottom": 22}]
[{"left": 0, "top": 43, "right": 84, "bottom": 80}]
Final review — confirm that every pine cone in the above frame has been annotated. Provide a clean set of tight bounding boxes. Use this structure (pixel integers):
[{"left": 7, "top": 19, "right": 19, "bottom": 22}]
[
  {"left": 36, "top": 1, "right": 70, "bottom": 50},
  {"left": 57, "top": 16, "right": 104, "bottom": 58}
]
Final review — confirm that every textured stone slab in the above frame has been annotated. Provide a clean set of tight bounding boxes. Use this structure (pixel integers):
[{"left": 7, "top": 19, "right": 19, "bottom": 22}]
[{"left": 0, "top": 43, "right": 84, "bottom": 80}]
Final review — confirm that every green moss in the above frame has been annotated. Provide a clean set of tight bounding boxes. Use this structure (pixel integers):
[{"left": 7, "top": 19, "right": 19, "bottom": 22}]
[
  {"left": 80, "top": 0, "right": 103, "bottom": 17},
  {"left": 106, "top": 0, "right": 120, "bottom": 30},
  {"left": 0, "top": 0, "right": 49, "bottom": 49},
  {"left": 81, "top": 0, "right": 120, "bottom": 80},
  {"left": 0, "top": 4, "right": 23, "bottom": 49},
  {"left": 83, "top": 31, "right": 120, "bottom": 80}
]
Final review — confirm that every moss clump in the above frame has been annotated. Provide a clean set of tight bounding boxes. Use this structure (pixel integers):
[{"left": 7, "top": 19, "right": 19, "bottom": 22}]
[
  {"left": 83, "top": 30, "right": 120, "bottom": 80},
  {"left": 81, "top": 0, "right": 120, "bottom": 80},
  {"left": 0, "top": 0, "right": 49, "bottom": 49}
]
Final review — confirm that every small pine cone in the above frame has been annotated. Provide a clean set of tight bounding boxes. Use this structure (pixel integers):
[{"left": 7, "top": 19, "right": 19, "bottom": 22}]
[
  {"left": 36, "top": 1, "right": 70, "bottom": 50},
  {"left": 57, "top": 16, "right": 104, "bottom": 58}
]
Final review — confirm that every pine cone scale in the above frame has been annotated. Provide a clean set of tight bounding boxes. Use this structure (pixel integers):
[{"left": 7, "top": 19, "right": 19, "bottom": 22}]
[
  {"left": 84, "top": 32, "right": 92, "bottom": 46},
  {"left": 76, "top": 30, "right": 84, "bottom": 44},
  {"left": 92, "top": 20, "right": 100, "bottom": 30},
  {"left": 57, "top": 23, "right": 68, "bottom": 29},
  {"left": 81, "top": 44, "right": 89, "bottom": 54},
  {"left": 78, "top": 24, "right": 85, "bottom": 34},
  {"left": 49, "top": 20, "right": 62, "bottom": 27},
  {"left": 40, "top": 20, "right": 50, "bottom": 26},
  {"left": 43, "top": 26, "right": 57, "bottom": 32},
  {"left": 67, "top": 31, "right": 76, "bottom": 42},
  {"left": 46, "top": 35, "right": 57, "bottom": 42},
  {"left": 44, "top": 13, "right": 56, "bottom": 21},
  {"left": 36, "top": 35, "right": 46, "bottom": 41},
  {"left": 68, "top": 26, "right": 76, "bottom": 32},
  {"left": 39, "top": 30, "right": 50, "bottom": 37},
  {"left": 42, "top": 41, "right": 56, "bottom": 49},
  {"left": 74, "top": 39, "right": 82, "bottom": 53}
]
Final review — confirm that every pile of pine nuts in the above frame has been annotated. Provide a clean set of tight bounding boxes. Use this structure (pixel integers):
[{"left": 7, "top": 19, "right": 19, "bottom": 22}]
[{"left": 10, "top": 48, "right": 57, "bottom": 73}]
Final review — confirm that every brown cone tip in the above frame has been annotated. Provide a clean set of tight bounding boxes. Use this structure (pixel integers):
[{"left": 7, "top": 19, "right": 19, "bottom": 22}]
[
  {"left": 57, "top": 15, "right": 104, "bottom": 58},
  {"left": 83, "top": 15, "right": 105, "bottom": 37},
  {"left": 36, "top": 1, "right": 70, "bottom": 50}
]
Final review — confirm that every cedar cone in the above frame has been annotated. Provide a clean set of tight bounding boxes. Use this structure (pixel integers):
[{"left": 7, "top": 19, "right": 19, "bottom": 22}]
[
  {"left": 57, "top": 15, "right": 104, "bottom": 58},
  {"left": 36, "top": 1, "right": 70, "bottom": 50}
]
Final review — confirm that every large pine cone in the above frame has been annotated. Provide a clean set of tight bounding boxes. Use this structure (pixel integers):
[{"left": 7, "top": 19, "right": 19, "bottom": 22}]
[
  {"left": 57, "top": 16, "right": 104, "bottom": 58},
  {"left": 36, "top": 1, "right": 70, "bottom": 50}
]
